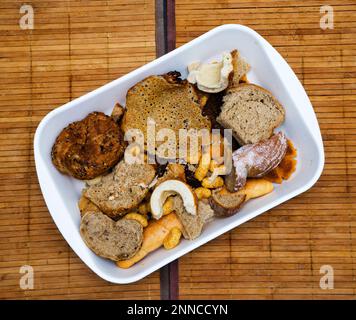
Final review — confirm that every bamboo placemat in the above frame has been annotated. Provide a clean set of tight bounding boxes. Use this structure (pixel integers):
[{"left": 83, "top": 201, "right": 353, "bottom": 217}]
[
  {"left": 1, "top": 0, "right": 355, "bottom": 300},
  {"left": 176, "top": 0, "right": 356, "bottom": 299},
  {"left": 0, "top": 0, "right": 158, "bottom": 299}
]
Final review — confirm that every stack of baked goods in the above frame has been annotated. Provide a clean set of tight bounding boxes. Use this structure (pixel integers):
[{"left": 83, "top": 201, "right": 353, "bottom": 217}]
[{"left": 51, "top": 49, "right": 297, "bottom": 268}]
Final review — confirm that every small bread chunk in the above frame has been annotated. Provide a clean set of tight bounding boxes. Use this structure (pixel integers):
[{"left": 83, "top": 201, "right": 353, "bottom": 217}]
[
  {"left": 78, "top": 195, "right": 100, "bottom": 217},
  {"left": 83, "top": 161, "right": 156, "bottom": 219},
  {"left": 217, "top": 84, "right": 285, "bottom": 145},
  {"left": 80, "top": 211, "right": 143, "bottom": 261},
  {"left": 111, "top": 102, "right": 125, "bottom": 123},
  {"left": 173, "top": 196, "right": 214, "bottom": 240},
  {"left": 209, "top": 187, "right": 246, "bottom": 217},
  {"left": 230, "top": 49, "right": 250, "bottom": 87}
]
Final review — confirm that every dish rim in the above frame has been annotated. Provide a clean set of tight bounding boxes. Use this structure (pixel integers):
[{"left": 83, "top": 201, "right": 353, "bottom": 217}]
[{"left": 34, "top": 24, "right": 325, "bottom": 284}]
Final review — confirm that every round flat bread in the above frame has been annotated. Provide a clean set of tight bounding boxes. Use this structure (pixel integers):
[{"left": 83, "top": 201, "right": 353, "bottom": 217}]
[{"left": 51, "top": 112, "right": 126, "bottom": 180}]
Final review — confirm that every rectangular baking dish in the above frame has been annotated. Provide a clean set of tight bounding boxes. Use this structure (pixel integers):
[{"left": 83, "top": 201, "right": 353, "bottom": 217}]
[{"left": 34, "top": 24, "right": 324, "bottom": 284}]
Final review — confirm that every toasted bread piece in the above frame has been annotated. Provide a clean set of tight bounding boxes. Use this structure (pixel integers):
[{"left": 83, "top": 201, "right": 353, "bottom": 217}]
[
  {"left": 173, "top": 196, "right": 214, "bottom": 240},
  {"left": 83, "top": 160, "right": 156, "bottom": 219},
  {"left": 80, "top": 211, "right": 143, "bottom": 261},
  {"left": 217, "top": 84, "right": 285, "bottom": 145},
  {"left": 230, "top": 49, "right": 250, "bottom": 87},
  {"left": 78, "top": 195, "right": 100, "bottom": 217},
  {"left": 209, "top": 187, "right": 246, "bottom": 217},
  {"left": 51, "top": 112, "right": 126, "bottom": 180},
  {"left": 111, "top": 102, "right": 125, "bottom": 123},
  {"left": 122, "top": 72, "right": 211, "bottom": 158}
]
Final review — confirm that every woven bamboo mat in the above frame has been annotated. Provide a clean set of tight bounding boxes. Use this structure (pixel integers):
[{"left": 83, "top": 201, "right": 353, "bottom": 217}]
[
  {"left": 176, "top": 0, "right": 356, "bottom": 299},
  {"left": 1, "top": 0, "right": 355, "bottom": 300},
  {"left": 0, "top": 0, "right": 158, "bottom": 299}
]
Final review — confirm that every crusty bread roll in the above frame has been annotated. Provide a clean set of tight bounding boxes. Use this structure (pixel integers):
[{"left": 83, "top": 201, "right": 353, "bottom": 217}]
[{"left": 225, "top": 132, "right": 287, "bottom": 192}]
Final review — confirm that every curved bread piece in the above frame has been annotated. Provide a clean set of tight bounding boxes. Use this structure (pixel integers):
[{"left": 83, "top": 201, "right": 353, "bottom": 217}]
[
  {"left": 80, "top": 211, "right": 143, "bottom": 261},
  {"left": 83, "top": 161, "right": 156, "bottom": 219},
  {"left": 51, "top": 112, "right": 126, "bottom": 180},
  {"left": 225, "top": 132, "right": 287, "bottom": 192},
  {"left": 217, "top": 84, "right": 285, "bottom": 145},
  {"left": 173, "top": 197, "right": 214, "bottom": 240},
  {"left": 209, "top": 187, "right": 246, "bottom": 217},
  {"left": 122, "top": 72, "right": 211, "bottom": 157}
]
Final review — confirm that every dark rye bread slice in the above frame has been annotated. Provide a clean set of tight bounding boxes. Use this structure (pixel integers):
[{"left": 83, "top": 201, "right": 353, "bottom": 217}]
[
  {"left": 121, "top": 72, "right": 211, "bottom": 158},
  {"left": 83, "top": 161, "right": 156, "bottom": 219},
  {"left": 80, "top": 211, "right": 143, "bottom": 261},
  {"left": 217, "top": 84, "right": 285, "bottom": 145},
  {"left": 209, "top": 187, "right": 246, "bottom": 217}
]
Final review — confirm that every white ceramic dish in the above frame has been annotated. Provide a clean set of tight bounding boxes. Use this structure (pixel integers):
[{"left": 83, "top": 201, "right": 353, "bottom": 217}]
[{"left": 34, "top": 24, "right": 324, "bottom": 284}]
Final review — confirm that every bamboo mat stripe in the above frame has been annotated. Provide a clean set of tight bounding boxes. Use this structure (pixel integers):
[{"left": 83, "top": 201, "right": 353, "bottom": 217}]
[
  {"left": 0, "top": 0, "right": 158, "bottom": 300},
  {"left": 175, "top": 0, "right": 356, "bottom": 300},
  {"left": 155, "top": 0, "right": 179, "bottom": 301},
  {"left": 1, "top": 0, "right": 355, "bottom": 300}
]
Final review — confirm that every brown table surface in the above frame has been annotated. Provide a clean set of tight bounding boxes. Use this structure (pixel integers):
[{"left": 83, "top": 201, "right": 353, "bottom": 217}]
[{"left": 0, "top": 0, "right": 355, "bottom": 299}]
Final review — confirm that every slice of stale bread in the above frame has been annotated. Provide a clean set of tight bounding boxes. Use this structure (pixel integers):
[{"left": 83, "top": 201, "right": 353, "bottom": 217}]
[
  {"left": 217, "top": 84, "right": 285, "bottom": 145},
  {"left": 83, "top": 160, "right": 156, "bottom": 219},
  {"left": 209, "top": 187, "right": 246, "bottom": 217},
  {"left": 80, "top": 211, "right": 143, "bottom": 261},
  {"left": 173, "top": 196, "right": 214, "bottom": 240},
  {"left": 121, "top": 73, "right": 211, "bottom": 157}
]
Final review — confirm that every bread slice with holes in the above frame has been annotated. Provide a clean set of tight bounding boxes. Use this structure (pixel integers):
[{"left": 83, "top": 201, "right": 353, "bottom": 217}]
[
  {"left": 217, "top": 84, "right": 285, "bottom": 145},
  {"left": 80, "top": 211, "right": 143, "bottom": 261},
  {"left": 121, "top": 72, "right": 211, "bottom": 158},
  {"left": 83, "top": 160, "right": 156, "bottom": 219}
]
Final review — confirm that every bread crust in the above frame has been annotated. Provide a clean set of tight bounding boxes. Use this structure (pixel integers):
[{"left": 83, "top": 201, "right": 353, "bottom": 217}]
[{"left": 230, "top": 50, "right": 251, "bottom": 87}]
